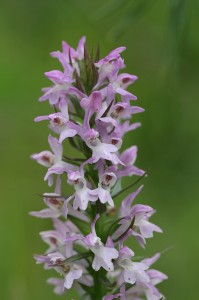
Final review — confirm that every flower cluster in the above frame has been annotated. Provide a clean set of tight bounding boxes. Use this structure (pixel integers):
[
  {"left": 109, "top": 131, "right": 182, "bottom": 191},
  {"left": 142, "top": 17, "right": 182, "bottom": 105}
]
[{"left": 31, "top": 37, "right": 167, "bottom": 299}]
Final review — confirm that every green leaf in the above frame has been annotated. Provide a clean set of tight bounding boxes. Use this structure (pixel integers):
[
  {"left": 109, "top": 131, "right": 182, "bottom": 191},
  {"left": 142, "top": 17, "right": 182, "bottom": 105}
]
[
  {"left": 67, "top": 215, "right": 90, "bottom": 235},
  {"left": 63, "top": 155, "right": 85, "bottom": 162},
  {"left": 73, "top": 243, "right": 89, "bottom": 254},
  {"left": 79, "top": 283, "right": 95, "bottom": 295},
  {"left": 68, "top": 137, "right": 81, "bottom": 151},
  {"left": 65, "top": 252, "right": 92, "bottom": 264},
  {"left": 79, "top": 293, "right": 90, "bottom": 300}
]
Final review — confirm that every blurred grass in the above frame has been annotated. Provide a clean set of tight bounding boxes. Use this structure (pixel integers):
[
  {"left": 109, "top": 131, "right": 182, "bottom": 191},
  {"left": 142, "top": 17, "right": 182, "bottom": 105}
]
[{"left": 0, "top": 0, "right": 199, "bottom": 299}]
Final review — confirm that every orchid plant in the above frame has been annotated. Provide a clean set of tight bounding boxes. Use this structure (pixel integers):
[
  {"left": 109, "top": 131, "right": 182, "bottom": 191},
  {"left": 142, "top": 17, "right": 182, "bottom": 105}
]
[{"left": 31, "top": 37, "right": 167, "bottom": 299}]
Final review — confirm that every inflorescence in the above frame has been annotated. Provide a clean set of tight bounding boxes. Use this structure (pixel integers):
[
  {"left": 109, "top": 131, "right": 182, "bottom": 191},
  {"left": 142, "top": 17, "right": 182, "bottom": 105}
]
[{"left": 31, "top": 37, "right": 167, "bottom": 300}]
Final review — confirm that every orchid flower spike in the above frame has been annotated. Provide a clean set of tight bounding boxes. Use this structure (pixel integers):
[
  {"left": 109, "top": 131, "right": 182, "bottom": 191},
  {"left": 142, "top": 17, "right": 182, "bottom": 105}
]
[{"left": 31, "top": 37, "right": 167, "bottom": 300}]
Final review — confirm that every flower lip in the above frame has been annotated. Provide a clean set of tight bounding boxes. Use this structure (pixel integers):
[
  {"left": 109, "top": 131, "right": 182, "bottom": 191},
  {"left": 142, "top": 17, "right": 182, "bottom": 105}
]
[
  {"left": 50, "top": 237, "right": 57, "bottom": 245},
  {"left": 110, "top": 137, "right": 122, "bottom": 149},
  {"left": 85, "top": 129, "right": 99, "bottom": 141},
  {"left": 111, "top": 104, "right": 126, "bottom": 118},
  {"left": 50, "top": 115, "right": 66, "bottom": 127},
  {"left": 42, "top": 154, "right": 54, "bottom": 164},
  {"left": 46, "top": 197, "right": 64, "bottom": 207},
  {"left": 67, "top": 171, "right": 82, "bottom": 185},
  {"left": 31, "top": 151, "right": 55, "bottom": 168},
  {"left": 101, "top": 172, "right": 117, "bottom": 187},
  {"left": 122, "top": 77, "right": 131, "bottom": 84},
  {"left": 111, "top": 139, "right": 119, "bottom": 145}
]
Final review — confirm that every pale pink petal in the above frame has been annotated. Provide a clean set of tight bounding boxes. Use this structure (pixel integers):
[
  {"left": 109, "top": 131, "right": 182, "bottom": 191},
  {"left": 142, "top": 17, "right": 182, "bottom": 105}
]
[
  {"left": 48, "top": 135, "right": 62, "bottom": 158},
  {"left": 64, "top": 269, "right": 82, "bottom": 289},
  {"left": 30, "top": 208, "right": 60, "bottom": 218}
]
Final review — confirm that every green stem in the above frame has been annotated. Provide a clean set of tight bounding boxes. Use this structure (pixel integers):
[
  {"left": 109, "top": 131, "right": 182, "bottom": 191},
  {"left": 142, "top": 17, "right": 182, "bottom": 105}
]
[{"left": 94, "top": 269, "right": 103, "bottom": 299}]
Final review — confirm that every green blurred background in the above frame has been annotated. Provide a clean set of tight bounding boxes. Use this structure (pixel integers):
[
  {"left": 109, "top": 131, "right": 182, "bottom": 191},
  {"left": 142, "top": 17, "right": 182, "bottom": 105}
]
[{"left": 0, "top": 0, "right": 198, "bottom": 299}]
